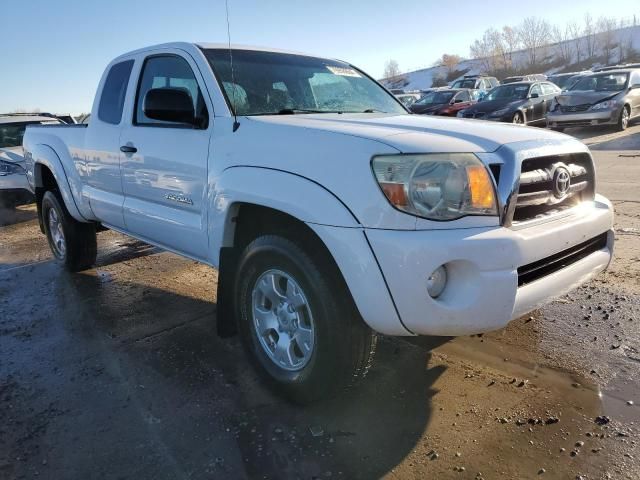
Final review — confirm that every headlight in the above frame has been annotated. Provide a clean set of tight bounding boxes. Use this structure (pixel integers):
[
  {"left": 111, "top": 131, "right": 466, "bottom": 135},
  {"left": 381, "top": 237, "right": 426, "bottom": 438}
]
[
  {"left": 0, "top": 160, "right": 25, "bottom": 176},
  {"left": 372, "top": 153, "right": 498, "bottom": 221},
  {"left": 456, "top": 110, "right": 466, "bottom": 118},
  {"left": 591, "top": 100, "right": 616, "bottom": 110}
]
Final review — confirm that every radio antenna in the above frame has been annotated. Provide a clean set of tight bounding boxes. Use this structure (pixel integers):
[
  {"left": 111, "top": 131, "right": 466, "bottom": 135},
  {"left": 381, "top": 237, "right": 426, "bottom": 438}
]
[{"left": 225, "top": 0, "right": 240, "bottom": 132}]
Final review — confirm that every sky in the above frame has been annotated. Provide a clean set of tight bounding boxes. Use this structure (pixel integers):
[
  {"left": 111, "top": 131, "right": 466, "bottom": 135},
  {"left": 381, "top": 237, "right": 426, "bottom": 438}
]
[{"left": 2, "top": 0, "right": 639, "bottom": 114}]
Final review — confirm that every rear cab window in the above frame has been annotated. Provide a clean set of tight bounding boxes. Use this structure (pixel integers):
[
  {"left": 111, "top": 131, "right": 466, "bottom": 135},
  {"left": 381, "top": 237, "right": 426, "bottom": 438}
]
[{"left": 98, "top": 60, "right": 134, "bottom": 124}]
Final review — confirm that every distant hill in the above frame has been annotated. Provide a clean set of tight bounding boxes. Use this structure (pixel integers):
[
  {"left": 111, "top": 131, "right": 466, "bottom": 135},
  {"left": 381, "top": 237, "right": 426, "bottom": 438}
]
[{"left": 382, "top": 25, "right": 640, "bottom": 91}]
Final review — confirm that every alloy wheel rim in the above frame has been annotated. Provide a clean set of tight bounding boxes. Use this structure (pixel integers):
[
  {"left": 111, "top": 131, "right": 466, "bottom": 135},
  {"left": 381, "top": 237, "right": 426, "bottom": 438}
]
[
  {"left": 622, "top": 109, "right": 629, "bottom": 129},
  {"left": 48, "top": 208, "right": 66, "bottom": 257},
  {"left": 513, "top": 113, "right": 522, "bottom": 124},
  {"left": 251, "top": 269, "right": 315, "bottom": 371}
]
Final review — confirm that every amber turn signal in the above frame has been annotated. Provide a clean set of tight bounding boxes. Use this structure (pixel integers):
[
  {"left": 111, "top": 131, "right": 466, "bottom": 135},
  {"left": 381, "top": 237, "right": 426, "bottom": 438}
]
[{"left": 466, "top": 165, "right": 496, "bottom": 210}]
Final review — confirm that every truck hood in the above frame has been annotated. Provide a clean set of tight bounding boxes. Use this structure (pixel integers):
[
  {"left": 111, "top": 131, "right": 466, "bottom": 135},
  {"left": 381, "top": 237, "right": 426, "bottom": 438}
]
[
  {"left": 555, "top": 90, "right": 621, "bottom": 107},
  {"left": 0, "top": 146, "right": 25, "bottom": 165},
  {"left": 248, "top": 113, "right": 567, "bottom": 153}
]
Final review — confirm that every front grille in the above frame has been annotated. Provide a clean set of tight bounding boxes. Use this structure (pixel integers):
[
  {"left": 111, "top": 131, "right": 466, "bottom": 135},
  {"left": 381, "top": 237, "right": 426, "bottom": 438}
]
[
  {"left": 559, "top": 104, "right": 591, "bottom": 113},
  {"left": 517, "top": 233, "right": 608, "bottom": 286},
  {"left": 511, "top": 153, "right": 595, "bottom": 224}
]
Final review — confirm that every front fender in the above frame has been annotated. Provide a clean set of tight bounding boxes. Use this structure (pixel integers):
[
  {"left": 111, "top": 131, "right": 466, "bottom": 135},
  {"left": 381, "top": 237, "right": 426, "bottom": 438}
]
[
  {"left": 208, "top": 166, "right": 360, "bottom": 266},
  {"left": 29, "top": 144, "right": 88, "bottom": 222}
]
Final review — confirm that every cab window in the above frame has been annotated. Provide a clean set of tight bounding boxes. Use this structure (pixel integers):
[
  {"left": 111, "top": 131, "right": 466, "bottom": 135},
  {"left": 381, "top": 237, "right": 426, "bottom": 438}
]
[{"left": 134, "top": 55, "right": 209, "bottom": 128}]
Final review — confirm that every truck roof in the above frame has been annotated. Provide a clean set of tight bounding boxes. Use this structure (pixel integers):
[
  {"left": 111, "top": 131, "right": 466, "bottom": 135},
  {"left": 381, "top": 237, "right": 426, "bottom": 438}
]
[{"left": 112, "top": 42, "right": 328, "bottom": 63}]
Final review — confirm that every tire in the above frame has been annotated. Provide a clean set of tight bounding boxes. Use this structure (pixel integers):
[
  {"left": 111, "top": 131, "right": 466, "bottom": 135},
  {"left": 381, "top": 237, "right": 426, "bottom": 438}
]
[
  {"left": 512, "top": 111, "right": 524, "bottom": 124},
  {"left": 42, "top": 190, "right": 97, "bottom": 272},
  {"left": 235, "top": 234, "right": 377, "bottom": 404},
  {"left": 550, "top": 127, "right": 565, "bottom": 132},
  {"left": 617, "top": 106, "right": 630, "bottom": 131}
]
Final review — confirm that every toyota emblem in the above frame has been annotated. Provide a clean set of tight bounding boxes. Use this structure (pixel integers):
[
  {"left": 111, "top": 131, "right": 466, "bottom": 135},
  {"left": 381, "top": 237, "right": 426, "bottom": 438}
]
[{"left": 553, "top": 167, "right": 571, "bottom": 198}]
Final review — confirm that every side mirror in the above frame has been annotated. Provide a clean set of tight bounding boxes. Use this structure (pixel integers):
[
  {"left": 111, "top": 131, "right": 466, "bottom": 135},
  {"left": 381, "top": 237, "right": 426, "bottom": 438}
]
[
  {"left": 453, "top": 98, "right": 464, "bottom": 104},
  {"left": 530, "top": 93, "right": 540, "bottom": 99},
  {"left": 143, "top": 88, "right": 196, "bottom": 125}
]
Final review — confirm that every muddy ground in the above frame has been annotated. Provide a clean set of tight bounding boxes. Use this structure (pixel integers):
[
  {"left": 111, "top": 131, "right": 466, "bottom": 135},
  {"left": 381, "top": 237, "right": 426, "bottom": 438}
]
[{"left": 1, "top": 124, "right": 639, "bottom": 480}]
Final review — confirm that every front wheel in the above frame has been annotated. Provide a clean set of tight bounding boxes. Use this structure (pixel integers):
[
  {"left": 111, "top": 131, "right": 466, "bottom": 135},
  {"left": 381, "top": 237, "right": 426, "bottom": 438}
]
[
  {"left": 512, "top": 112, "right": 524, "bottom": 124},
  {"left": 617, "top": 106, "right": 630, "bottom": 131},
  {"left": 235, "top": 235, "right": 376, "bottom": 404},
  {"left": 42, "top": 190, "right": 97, "bottom": 272}
]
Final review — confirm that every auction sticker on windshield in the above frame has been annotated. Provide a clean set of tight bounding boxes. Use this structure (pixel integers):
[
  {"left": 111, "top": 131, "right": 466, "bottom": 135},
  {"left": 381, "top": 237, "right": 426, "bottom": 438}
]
[{"left": 326, "top": 66, "right": 361, "bottom": 77}]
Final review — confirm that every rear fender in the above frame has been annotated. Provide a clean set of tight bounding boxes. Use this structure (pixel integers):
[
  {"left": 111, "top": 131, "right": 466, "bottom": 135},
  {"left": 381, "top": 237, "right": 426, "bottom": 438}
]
[{"left": 30, "top": 144, "right": 89, "bottom": 222}]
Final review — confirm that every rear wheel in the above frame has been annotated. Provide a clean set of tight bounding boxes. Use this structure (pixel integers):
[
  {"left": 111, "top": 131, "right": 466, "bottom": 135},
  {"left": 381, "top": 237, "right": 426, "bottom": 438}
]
[
  {"left": 42, "top": 190, "right": 97, "bottom": 272},
  {"left": 617, "top": 105, "right": 630, "bottom": 131},
  {"left": 235, "top": 235, "right": 376, "bottom": 404},
  {"left": 512, "top": 111, "right": 524, "bottom": 124}
]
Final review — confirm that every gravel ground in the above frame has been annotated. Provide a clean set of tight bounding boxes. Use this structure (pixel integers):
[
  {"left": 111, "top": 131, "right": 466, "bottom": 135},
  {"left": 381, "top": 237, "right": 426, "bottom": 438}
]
[{"left": 0, "top": 124, "right": 639, "bottom": 480}]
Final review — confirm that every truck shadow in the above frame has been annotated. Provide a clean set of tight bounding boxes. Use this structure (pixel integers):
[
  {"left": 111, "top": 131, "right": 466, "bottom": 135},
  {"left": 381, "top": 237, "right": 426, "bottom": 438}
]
[
  {"left": 5, "top": 259, "right": 448, "bottom": 480},
  {"left": 0, "top": 204, "right": 38, "bottom": 226}
]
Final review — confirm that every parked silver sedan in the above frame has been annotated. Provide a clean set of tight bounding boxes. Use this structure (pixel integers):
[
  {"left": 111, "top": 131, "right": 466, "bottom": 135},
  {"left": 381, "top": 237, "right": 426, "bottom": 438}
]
[
  {"left": 547, "top": 69, "right": 640, "bottom": 131},
  {"left": 0, "top": 114, "right": 62, "bottom": 207}
]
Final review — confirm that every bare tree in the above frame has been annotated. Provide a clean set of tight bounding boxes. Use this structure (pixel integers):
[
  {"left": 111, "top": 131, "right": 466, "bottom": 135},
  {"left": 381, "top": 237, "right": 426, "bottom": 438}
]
[
  {"left": 383, "top": 59, "right": 401, "bottom": 80},
  {"left": 431, "top": 74, "right": 448, "bottom": 88},
  {"left": 441, "top": 54, "right": 462, "bottom": 74},
  {"left": 552, "top": 24, "right": 573, "bottom": 65},
  {"left": 583, "top": 13, "right": 597, "bottom": 59},
  {"left": 567, "top": 21, "right": 583, "bottom": 64},
  {"left": 469, "top": 28, "right": 506, "bottom": 74},
  {"left": 518, "top": 17, "right": 551, "bottom": 67},
  {"left": 597, "top": 16, "right": 618, "bottom": 65},
  {"left": 502, "top": 26, "right": 520, "bottom": 69}
]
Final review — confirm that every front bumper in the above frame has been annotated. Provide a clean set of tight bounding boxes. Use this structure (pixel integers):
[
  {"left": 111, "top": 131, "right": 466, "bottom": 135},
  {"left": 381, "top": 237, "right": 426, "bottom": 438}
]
[
  {"left": 0, "top": 171, "right": 30, "bottom": 193},
  {"left": 547, "top": 108, "right": 620, "bottom": 128},
  {"left": 365, "top": 195, "right": 614, "bottom": 336}
]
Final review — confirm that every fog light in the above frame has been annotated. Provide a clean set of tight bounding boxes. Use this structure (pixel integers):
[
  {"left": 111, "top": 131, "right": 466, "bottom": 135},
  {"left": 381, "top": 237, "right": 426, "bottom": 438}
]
[{"left": 427, "top": 265, "right": 447, "bottom": 298}]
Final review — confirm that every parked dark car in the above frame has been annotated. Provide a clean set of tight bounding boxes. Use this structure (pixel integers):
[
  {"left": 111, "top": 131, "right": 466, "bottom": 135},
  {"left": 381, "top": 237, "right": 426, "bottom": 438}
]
[
  {"left": 409, "top": 88, "right": 476, "bottom": 116},
  {"left": 459, "top": 81, "right": 561, "bottom": 125},
  {"left": 451, "top": 75, "right": 499, "bottom": 92},
  {"left": 548, "top": 72, "right": 590, "bottom": 90},
  {"left": 547, "top": 69, "right": 640, "bottom": 131}
]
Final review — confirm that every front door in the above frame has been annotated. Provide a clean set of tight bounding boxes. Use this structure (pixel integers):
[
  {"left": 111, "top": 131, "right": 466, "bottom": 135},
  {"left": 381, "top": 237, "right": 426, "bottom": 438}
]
[
  {"left": 120, "top": 52, "right": 212, "bottom": 260},
  {"left": 528, "top": 83, "right": 544, "bottom": 123}
]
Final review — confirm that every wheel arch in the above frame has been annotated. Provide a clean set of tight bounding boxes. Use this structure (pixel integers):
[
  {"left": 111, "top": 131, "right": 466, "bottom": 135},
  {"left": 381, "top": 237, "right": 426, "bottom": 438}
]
[{"left": 30, "top": 144, "right": 87, "bottom": 223}]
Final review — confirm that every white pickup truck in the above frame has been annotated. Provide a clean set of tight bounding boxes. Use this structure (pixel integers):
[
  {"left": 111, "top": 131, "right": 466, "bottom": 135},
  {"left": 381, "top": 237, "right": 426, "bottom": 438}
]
[{"left": 23, "top": 43, "right": 614, "bottom": 402}]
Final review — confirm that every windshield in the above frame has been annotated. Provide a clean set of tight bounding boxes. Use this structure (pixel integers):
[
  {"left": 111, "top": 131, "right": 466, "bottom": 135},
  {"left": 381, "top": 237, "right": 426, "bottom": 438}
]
[
  {"left": 483, "top": 84, "right": 529, "bottom": 101},
  {"left": 415, "top": 91, "right": 455, "bottom": 105},
  {"left": 202, "top": 49, "right": 406, "bottom": 116},
  {"left": 0, "top": 122, "right": 32, "bottom": 148},
  {"left": 451, "top": 79, "right": 476, "bottom": 89},
  {"left": 570, "top": 73, "right": 629, "bottom": 92}
]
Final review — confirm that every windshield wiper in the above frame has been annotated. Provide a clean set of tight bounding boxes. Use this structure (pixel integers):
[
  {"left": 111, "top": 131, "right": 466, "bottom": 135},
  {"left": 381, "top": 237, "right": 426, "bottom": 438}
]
[
  {"left": 362, "top": 109, "right": 386, "bottom": 113},
  {"left": 277, "top": 108, "right": 336, "bottom": 115}
]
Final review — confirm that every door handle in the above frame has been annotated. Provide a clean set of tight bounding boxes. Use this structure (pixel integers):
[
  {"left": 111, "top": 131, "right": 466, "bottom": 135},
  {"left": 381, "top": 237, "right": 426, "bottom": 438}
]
[{"left": 120, "top": 145, "right": 137, "bottom": 153}]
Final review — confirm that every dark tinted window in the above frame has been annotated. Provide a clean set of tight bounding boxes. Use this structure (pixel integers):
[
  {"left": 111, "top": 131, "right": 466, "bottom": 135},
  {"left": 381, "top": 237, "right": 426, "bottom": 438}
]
[
  {"left": 135, "top": 55, "right": 208, "bottom": 127},
  {"left": 98, "top": 60, "right": 134, "bottom": 125}
]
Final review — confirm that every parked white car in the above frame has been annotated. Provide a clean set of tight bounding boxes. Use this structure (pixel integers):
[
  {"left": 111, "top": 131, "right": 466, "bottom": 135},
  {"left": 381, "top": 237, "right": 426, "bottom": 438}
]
[
  {"left": 23, "top": 43, "right": 614, "bottom": 402},
  {"left": 1, "top": 114, "right": 62, "bottom": 207}
]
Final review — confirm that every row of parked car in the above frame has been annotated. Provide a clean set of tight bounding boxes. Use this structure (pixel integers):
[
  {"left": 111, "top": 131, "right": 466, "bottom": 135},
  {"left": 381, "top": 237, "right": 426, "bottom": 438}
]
[
  {"left": 394, "top": 64, "right": 640, "bottom": 133},
  {"left": 0, "top": 113, "right": 84, "bottom": 208}
]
